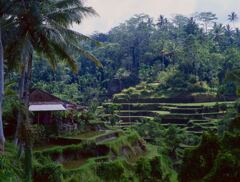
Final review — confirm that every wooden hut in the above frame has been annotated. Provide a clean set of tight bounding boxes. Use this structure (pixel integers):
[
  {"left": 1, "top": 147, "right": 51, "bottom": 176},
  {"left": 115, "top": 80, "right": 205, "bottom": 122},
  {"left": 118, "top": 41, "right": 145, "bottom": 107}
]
[{"left": 29, "top": 89, "right": 68, "bottom": 124}]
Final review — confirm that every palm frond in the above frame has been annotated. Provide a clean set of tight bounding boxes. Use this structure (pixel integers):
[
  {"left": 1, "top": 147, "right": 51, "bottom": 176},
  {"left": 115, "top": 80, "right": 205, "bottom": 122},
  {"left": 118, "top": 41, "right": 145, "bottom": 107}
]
[
  {"left": 51, "top": 0, "right": 85, "bottom": 9},
  {"left": 40, "top": 25, "right": 67, "bottom": 45},
  {"left": 38, "top": 23, "right": 102, "bottom": 69},
  {"left": 67, "top": 43, "right": 102, "bottom": 68},
  {"left": 35, "top": 32, "right": 58, "bottom": 69},
  {"left": 48, "top": 20, "right": 101, "bottom": 45},
  {"left": 50, "top": 42, "right": 78, "bottom": 72},
  {"left": 4, "top": 31, "right": 32, "bottom": 71},
  {"left": 4, "top": 0, "right": 101, "bottom": 76},
  {"left": 35, "top": 31, "right": 77, "bottom": 72},
  {"left": 4, "top": 81, "right": 17, "bottom": 96},
  {"left": 47, "top": 6, "right": 97, "bottom": 26}
]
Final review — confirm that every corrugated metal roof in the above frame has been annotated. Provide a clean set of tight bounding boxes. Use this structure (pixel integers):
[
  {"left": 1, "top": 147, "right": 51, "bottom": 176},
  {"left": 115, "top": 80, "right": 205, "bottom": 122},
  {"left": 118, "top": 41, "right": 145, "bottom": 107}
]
[{"left": 29, "top": 104, "right": 66, "bottom": 111}]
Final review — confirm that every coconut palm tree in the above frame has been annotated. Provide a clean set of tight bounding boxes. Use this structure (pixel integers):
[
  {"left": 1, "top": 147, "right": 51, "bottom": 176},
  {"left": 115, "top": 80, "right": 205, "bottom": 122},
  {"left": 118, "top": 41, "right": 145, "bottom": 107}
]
[
  {"left": 4, "top": 0, "right": 101, "bottom": 180},
  {"left": 211, "top": 23, "right": 224, "bottom": 42},
  {"left": 10, "top": 0, "right": 101, "bottom": 137},
  {"left": 228, "top": 12, "right": 238, "bottom": 29},
  {"left": 0, "top": 0, "right": 19, "bottom": 153}
]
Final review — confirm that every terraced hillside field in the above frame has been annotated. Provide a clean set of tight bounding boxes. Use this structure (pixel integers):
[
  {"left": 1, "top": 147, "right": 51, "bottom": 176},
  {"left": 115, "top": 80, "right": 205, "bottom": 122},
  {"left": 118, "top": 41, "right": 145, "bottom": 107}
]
[
  {"left": 104, "top": 89, "right": 235, "bottom": 136},
  {"left": 32, "top": 129, "right": 178, "bottom": 181}
]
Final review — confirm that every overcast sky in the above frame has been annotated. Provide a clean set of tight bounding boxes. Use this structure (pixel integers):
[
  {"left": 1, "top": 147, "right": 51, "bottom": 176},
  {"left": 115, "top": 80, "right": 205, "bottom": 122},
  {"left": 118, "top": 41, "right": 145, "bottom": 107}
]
[{"left": 74, "top": 0, "right": 240, "bottom": 35}]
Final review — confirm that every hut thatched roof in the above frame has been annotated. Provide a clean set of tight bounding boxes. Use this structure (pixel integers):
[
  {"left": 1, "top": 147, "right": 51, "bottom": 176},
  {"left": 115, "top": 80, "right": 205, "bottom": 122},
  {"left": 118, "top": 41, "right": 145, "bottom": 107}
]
[
  {"left": 29, "top": 89, "right": 68, "bottom": 111},
  {"left": 30, "top": 89, "right": 64, "bottom": 105},
  {"left": 29, "top": 89, "right": 80, "bottom": 111}
]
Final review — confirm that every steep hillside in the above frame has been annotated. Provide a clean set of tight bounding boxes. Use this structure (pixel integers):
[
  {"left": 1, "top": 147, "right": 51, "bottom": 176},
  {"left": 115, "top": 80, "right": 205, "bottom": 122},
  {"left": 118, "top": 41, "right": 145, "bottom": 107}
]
[
  {"left": 103, "top": 82, "right": 235, "bottom": 142},
  {"left": 32, "top": 129, "right": 177, "bottom": 182}
]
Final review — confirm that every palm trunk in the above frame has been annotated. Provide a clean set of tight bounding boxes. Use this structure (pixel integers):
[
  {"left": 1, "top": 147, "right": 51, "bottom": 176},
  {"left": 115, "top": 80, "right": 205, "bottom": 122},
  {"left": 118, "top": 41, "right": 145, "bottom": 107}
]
[
  {"left": 15, "top": 52, "right": 33, "bottom": 181},
  {"left": 23, "top": 53, "right": 33, "bottom": 182},
  {"left": 14, "top": 63, "right": 26, "bottom": 145},
  {"left": 24, "top": 53, "right": 32, "bottom": 118},
  {"left": 0, "top": 26, "right": 5, "bottom": 153}
]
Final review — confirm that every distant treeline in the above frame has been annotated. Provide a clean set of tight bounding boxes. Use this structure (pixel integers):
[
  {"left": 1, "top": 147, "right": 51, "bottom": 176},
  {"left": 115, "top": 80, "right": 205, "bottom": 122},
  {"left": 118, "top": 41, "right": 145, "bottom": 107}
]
[{"left": 32, "top": 12, "right": 240, "bottom": 104}]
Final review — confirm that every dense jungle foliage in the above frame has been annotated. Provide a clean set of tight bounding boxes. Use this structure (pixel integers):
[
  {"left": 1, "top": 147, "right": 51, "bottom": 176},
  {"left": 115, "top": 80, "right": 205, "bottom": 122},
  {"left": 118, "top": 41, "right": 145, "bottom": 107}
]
[
  {"left": 31, "top": 13, "right": 240, "bottom": 104},
  {"left": 1, "top": 1, "right": 240, "bottom": 181}
]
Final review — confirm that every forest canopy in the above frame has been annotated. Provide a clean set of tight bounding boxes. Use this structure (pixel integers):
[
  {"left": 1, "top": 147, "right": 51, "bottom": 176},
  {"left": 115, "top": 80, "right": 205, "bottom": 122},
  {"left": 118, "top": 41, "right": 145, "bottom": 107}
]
[{"left": 31, "top": 12, "right": 240, "bottom": 104}]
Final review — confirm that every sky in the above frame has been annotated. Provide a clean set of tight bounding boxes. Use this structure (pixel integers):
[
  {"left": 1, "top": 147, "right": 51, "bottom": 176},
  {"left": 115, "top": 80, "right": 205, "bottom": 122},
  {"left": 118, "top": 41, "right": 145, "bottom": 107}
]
[{"left": 74, "top": 0, "right": 240, "bottom": 35}]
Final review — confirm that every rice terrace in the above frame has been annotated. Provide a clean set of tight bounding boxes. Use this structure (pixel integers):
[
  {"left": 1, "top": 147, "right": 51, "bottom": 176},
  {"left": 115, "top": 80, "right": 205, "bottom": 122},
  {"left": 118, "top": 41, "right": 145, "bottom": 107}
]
[{"left": 0, "top": 0, "right": 240, "bottom": 182}]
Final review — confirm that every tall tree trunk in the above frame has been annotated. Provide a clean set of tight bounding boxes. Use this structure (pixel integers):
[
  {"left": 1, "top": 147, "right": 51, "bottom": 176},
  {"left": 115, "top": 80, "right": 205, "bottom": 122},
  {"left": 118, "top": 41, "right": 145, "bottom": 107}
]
[
  {"left": 15, "top": 52, "right": 33, "bottom": 181},
  {"left": 23, "top": 53, "right": 33, "bottom": 182},
  {"left": 14, "top": 59, "right": 28, "bottom": 145},
  {"left": 24, "top": 53, "right": 32, "bottom": 119},
  {"left": 0, "top": 26, "right": 5, "bottom": 153}
]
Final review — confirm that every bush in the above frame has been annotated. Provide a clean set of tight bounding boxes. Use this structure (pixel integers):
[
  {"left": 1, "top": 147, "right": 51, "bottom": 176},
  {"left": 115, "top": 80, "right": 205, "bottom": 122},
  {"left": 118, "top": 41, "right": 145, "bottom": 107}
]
[
  {"left": 222, "top": 132, "right": 240, "bottom": 151},
  {"left": 33, "top": 163, "right": 62, "bottom": 182},
  {"left": 32, "top": 124, "right": 47, "bottom": 145},
  {"left": 179, "top": 133, "right": 220, "bottom": 182},
  {"left": 97, "top": 160, "right": 125, "bottom": 181},
  {"left": 204, "top": 152, "right": 240, "bottom": 182},
  {"left": 150, "top": 156, "right": 163, "bottom": 180},
  {"left": 0, "top": 155, "right": 22, "bottom": 182},
  {"left": 135, "top": 157, "right": 151, "bottom": 181}
]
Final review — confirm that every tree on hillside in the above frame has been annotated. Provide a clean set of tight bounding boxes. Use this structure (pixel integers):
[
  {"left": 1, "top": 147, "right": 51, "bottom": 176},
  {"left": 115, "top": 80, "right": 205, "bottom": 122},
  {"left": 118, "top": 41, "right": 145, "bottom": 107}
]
[
  {"left": 184, "top": 17, "right": 200, "bottom": 35},
  {"left": 114, "top": 68, "right": 130, "bottom": 90},
  {"left": 224, "top": 24, "right": 234, "bottom": 46},
  {"left": 211, "top": 23, "right": 225, "bottom": 42},
  {"left": 157, "top": 15, "right": 168, "bottom": 29},
  {"left": 228, "top": 12, "right": 238, "bottom": 29},
  {"left": 172, "top": 15, "right": 189, "bottom": 29},
  {"left": 109, "top": 14, "right": 154, "bottom": 79},
  {"left": 195, "top": 12, "right": 218, "bottom": 33}
]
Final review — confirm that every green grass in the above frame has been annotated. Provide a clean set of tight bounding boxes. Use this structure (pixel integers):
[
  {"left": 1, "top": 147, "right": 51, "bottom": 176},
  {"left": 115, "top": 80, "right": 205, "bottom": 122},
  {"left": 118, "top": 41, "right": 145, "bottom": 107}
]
[
  {"left": 189, "top": 119, "right": 220, "bottom": 124},
  {"left": 33, "top": 141, "right": 96, "bottom": 157},
  {"left": 179, "top": 143, "right": 197, "bottom": 149},
  {"left": 161, "top": 123, "right": 188, "bottom": 128},
  {"left": 152, "top": 111, "right": 171, "bottom": 115},
  {"left": 5, "top": 142, "right": 18, "bottom": 156},
  {"left": 62, "top": 159, "right": 100, "bottom": 182},
  {"left": 62, "top": 158, "right": 89, "bottom": 169},
  {"left": 106, "top": 101, "right": 234, "bottom": 108},
  {"left": 117, "top": 110, "right": 161, "bottom": 112},
  {"left": 119, "top": 116, "right": 155, "bottom": 119},
  {"left": 34, "top": 144, "right": 61, "bottom": 151},
  {"left": 103, "top": 130, "right": 142, "bottom": 155},
  {"left": 166, "top": 112, "right": 225, "bottom": 116},
  {"left": 60, "top": 130, "right": 122, "bottom": 145},
  {"left": 64, "top": 131, "right": 106, "bottom": 140},
  {"left": 166, "top": 101, "right": 234, "bottom": 106},
  {"left": 186, "top": 131, "right": 203, "bottom": 135},
  {"left": 117, "top": 110, "right": 170, "bottom": 115},
  {"left": 145, "top": 144, "right": 159, "bottom": 158},
  {"left": 194, "top": 122, "right": 216, "bottom": 126}
]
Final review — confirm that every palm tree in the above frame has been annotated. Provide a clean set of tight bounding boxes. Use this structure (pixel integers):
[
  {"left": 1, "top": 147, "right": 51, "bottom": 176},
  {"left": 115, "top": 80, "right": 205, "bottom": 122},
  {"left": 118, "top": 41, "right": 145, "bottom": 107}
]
[
  {"left": 157, "top": 15, "right": 168, "bottom": 29},
  {"left": 7, "top": 0, "right": 100, "bottom": 136},
  {"left": 0, "top": 0, "right": 18, "bottom": 153},
  {"left": 0, "top": 24, "right": 4, "bottom": 154},
  {"left": 195, "top": 12, "right": 217, "bottom": 33},
  {"left": 211, "top": 23, "right": 224, "bottom": 42},
  {"left": 228, "top": 12, "right": 238, "bottom": 29},
  {"left": 115, "top": 68, "right": 130, "bottom": 90},
  {"left": 4, "top": 0, "right": 101, "bottom": 180}
]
